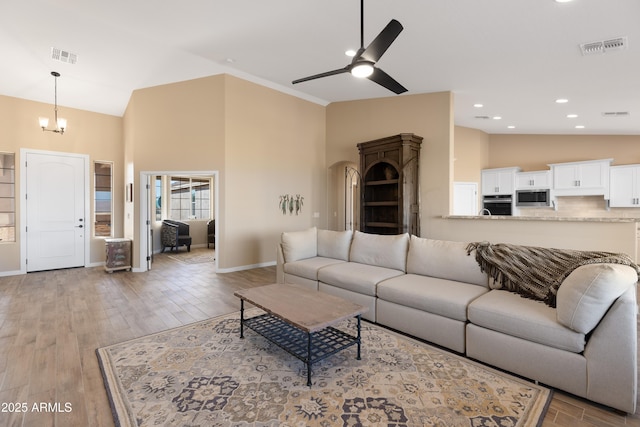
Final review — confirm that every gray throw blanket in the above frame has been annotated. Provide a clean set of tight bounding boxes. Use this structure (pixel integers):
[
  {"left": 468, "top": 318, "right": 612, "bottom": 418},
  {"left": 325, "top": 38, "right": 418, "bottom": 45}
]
[{"left": 466, "top": 241, "right": 640, "bottom": 307}]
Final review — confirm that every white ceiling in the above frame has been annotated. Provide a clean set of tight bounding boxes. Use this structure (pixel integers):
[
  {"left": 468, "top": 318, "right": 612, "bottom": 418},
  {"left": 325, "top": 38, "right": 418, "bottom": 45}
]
[{"left": 1, "top": 0, "right": 638, "bottom": 135}]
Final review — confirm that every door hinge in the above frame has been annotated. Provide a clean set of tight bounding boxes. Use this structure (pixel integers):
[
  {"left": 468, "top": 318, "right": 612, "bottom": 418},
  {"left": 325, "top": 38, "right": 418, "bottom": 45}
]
[
  {"left": 146, "top": 256, "right": 151, "bottom": 261},
  {"left": 146, "top": 220, "right": 151, "bottom": 225},
  {"left": 146, "top": 183, "right": 150, "bottom": 189}
]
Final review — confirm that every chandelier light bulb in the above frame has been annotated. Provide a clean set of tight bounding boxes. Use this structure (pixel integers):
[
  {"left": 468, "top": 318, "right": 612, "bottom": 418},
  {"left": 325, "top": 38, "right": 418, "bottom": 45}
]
[{"left": 38, "top": 71, "right": 67, "bottom": 135}]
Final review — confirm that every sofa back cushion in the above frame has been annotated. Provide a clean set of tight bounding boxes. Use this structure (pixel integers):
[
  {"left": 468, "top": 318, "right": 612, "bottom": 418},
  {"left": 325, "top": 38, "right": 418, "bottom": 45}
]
[
  {"left": 349, "top": 231, "right": 409, "bottom": 272},
  {"left": 407, "top": 236, "right": 488, "bottom": 287},
  {"left": 556, "top": 263, "right": 637, "bottom": 334},
  {"left": 318, "top": 229, "right": 353, "bottom": 261},
  {"left": 281, "top": 227, "right": 317, "bottom": 262}
]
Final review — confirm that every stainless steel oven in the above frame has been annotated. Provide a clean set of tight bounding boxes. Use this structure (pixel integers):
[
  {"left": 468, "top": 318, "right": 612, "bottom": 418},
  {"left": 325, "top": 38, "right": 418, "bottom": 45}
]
[{"left": 482, "top": 195, "right": 512, "bottom": 216}]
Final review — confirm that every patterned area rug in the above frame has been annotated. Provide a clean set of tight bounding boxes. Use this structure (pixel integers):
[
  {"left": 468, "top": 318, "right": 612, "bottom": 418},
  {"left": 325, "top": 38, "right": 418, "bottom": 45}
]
[{"left": 97, "top": 310, "right": 551, "bottom": 427}]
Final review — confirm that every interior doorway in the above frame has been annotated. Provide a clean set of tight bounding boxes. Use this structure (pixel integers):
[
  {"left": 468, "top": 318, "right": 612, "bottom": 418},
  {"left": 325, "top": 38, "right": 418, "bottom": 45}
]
[
  {"left": 21, "top": 149, "right": 89, "bottom": 272},
  {"left": 138, "top": 170, "right": 218, "bottom": 272}
]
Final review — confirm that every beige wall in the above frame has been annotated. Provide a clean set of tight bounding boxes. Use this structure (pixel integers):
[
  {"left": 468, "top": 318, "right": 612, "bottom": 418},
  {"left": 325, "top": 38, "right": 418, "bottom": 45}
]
[
  {"left": 223, "top": 76, "right": 326, "bottom": 269},
  {"left": 123, "top": 75, "right": 326, "bottom": 270},
  {"left": 453, "top": 126, "right": 490, "bottom": 181},
  {"left": 0, "top": 94, "right": 123, "bottom": 274},
  {"left": 326, "top": 92, "right": 454, "bottom": 236},
  {"left": 487, "top": 134, "right": 640, "bottom": 170},
  {"left": 453, "top": 126, "right": 490, "bottom": 211},
  {"left": 124, "top": 75, "right": 226, "bottom": 268}
]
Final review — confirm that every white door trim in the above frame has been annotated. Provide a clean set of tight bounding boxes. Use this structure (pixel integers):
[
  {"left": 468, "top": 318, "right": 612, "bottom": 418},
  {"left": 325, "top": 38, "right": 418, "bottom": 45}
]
[
  {"left": 136, "top": 170, "right": 219, "bottom": 273},
  {"left": 20, "top": 148, "right": 90, "bottom": 273}
]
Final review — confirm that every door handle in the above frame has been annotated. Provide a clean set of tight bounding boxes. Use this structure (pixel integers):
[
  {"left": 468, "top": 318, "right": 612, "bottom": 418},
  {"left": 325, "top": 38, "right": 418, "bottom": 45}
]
[{"left": 75, "top": 225, "right": 83, "bottom": 228}]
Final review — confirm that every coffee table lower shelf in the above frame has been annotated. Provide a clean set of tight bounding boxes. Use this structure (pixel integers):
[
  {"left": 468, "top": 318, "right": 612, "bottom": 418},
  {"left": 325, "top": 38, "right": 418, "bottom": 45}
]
[{"left": 240, "top": 311, "right": 362, "bottom": 386}]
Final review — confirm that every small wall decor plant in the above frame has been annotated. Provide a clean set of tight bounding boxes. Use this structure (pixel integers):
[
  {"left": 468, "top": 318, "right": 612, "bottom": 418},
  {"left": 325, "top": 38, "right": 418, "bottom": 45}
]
[{"left": 279, "top": 194, "right": 304, "bottom": 215}]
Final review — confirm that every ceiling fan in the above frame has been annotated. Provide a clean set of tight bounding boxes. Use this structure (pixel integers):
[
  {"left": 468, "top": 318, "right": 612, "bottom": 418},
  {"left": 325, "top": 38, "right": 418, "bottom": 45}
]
[{"left": 292, "top": 0, "right": 407, "bottom": 94}]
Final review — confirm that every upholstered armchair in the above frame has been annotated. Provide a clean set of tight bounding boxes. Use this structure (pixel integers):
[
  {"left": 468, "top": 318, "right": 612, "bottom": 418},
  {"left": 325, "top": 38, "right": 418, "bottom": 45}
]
[
  {"left": 161, "top": 220, "right": 192, "bottom": 252},
  {"left": 207, "top": 219, "right": 215, "bottom": 249}
]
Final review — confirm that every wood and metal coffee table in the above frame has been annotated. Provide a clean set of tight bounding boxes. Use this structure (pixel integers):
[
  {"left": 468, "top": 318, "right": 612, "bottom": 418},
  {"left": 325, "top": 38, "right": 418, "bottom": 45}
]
[{"left": 234, "top": 283, "right": 368, "bottom": 386}]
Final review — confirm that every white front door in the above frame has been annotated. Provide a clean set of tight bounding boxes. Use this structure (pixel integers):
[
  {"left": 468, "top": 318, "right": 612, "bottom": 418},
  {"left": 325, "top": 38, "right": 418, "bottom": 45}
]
[{"left": 26, "top": 152, "right": 86, "bottom": 272}]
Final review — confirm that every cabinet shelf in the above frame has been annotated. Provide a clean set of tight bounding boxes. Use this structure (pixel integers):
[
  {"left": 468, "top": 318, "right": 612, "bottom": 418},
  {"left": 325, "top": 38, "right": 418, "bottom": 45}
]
[
  {"left": 365, "top": 179, "right": 399, "bottom": 186},
  {"left": 364, "top": 201, "right": 399, "bottom": 207},
  {"left": 365, "top": 222, "right": 400, "bottom": 228}
]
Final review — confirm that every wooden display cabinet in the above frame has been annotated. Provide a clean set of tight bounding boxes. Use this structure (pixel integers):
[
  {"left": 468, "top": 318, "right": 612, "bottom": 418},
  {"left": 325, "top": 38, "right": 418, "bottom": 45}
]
[{"left": 358, "top": 133, "right": 422, "bottom": 235}]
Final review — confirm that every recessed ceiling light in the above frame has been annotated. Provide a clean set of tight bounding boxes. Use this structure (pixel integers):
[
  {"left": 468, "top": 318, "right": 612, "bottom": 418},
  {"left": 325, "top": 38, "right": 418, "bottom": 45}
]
[
  {"left": 473, "top": 103, "right": 483, "bottom": 108},
  {"left": 555, "top": 0, "right": 574, "bottom": 3},
  {"left": 575, "top": 125, "right": 585, "bottom": 129},
  {"left": 492, "top": 116, "right": 502, "bottom": 120},
  {"left": 555, "top": 98, "right": 569, "bottom": 104},
  {"left": 567, "top": 114, "right": 578, "bottom": 118},
  {"left": 345, "top": 49, "right": 357, "bottom": 57},
  {"left": 507, "top": 125, "right": 516, "bottom": 129}
]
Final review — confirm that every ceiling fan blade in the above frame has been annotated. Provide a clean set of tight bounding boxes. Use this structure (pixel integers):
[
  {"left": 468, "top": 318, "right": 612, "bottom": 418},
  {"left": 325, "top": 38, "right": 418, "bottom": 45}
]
[
  {"left": 360, "top": 19, "right": 403, "bottom": 63},
  {"left": 292, "top": 67, "right": 350, "bottom": 84},
  {"left": 367, "top": 67, "right": 407, "bottom": 94}
]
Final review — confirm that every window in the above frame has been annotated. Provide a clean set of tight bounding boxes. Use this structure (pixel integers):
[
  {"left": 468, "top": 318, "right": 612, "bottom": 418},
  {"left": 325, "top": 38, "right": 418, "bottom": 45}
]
[
  {"left": 0, "top": 152, "right": 15, "bottom": 242},
  {"left": 155, "top": 175, "right": 162, "bottom": 221},
  {"left": 170, "top": 176, "right": 211, "bottom": 220},
  {"left": 94, "top": 161, "right": 113, "bottom": 237}
]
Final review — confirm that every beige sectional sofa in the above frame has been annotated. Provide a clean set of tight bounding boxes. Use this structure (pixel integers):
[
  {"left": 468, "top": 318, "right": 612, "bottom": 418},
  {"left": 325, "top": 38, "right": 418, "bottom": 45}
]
[{"left": 276, "top": 227, "right": 639, "bottom": 413}]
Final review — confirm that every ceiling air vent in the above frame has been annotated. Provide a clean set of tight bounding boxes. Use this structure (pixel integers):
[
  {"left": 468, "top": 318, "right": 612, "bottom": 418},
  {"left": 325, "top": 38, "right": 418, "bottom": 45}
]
[
  {"left": 474, "top": 115, "right": 490, "bottom": 120},
  {"left": 51, "top": 47, "right": 78, "bottom": 64},
  {"left": 602, "top": 111, "right": 630, "bottom": 117},
  {"left": 580, "top": 37, "right": 628, "bottom": 55}
]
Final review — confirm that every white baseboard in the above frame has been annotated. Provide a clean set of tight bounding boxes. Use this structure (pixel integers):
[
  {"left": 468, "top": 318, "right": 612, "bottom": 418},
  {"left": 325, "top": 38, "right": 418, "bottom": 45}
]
[{"left": 216, "top": 261, "right": 276, "bottom": 273}]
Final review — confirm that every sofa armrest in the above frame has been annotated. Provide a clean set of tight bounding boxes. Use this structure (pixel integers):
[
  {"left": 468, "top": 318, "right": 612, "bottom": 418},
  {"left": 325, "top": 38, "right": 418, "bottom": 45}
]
[{"left": 584, "top": 285, "right": 638, "bottom": 413}]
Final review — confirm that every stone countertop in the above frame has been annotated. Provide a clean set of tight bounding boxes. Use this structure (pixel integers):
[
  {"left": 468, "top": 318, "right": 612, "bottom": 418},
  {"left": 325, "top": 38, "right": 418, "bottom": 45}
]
[{"left": 443, "top": 215, "right": 640, "bottom": 223}]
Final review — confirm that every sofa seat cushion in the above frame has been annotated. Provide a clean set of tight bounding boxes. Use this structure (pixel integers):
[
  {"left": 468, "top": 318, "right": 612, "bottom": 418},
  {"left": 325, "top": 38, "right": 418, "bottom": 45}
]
[
  {"left": 468, "top": 290, "right": 586, "bottom": 353},
  {"left": 318, "top": 262, "right": 405, "bottom": 297},
  {"left": 377, "top": 274, "right": 488, "bottom": 322},
  {"left": 284, "top": 257, "right": 346, "bottom": 281}
]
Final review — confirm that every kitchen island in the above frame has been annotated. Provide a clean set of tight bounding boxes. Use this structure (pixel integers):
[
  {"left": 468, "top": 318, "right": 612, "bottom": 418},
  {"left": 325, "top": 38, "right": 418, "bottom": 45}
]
[
  {"left": 431, "top": 215, "right": 639, "bottom": 264},
  {"left": 444, "top": 215, "right": 640, "bottom": 223}
]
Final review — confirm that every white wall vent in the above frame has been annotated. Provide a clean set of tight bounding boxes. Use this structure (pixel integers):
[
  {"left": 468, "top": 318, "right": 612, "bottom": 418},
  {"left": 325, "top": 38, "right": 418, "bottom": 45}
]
[
  {"left": 602, "top": 111, "right": 630, "bottom": 117},
  {"left": 474, "top": 115, "right": 490, "bottom": 120},
  {"left": 51, "top": 47, "right": 78, "bottom": 64},
  {"left": 580, "top": 37, "right": 628, "bottom": 55}
]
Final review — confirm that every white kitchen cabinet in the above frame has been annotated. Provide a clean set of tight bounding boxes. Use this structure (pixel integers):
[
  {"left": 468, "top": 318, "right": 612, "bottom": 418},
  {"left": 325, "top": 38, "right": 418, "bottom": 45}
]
[
  {"left": 549, "top": 159, "right": 612, "bottom": 197},
  {"left": 515, "top": 170, "right": 551, "bottom": 189},
  {"left": 453, "top": 182, "right": 478, "bottom": 215},
  {"left": 481, "top": 167, "right": 520, "bottom": 195},
  {"left": 609, "top": 165, "right": 640, "bottom": 207}
]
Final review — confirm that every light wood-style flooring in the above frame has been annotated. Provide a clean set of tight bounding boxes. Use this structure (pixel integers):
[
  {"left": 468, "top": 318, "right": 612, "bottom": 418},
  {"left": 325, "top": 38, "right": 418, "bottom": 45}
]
[{"left": 0, "top": 248, "right": 638, "bottom": 426}]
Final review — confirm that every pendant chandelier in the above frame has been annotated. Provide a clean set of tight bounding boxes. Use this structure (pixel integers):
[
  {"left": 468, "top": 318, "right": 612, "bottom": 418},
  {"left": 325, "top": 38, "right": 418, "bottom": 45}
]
[{"left": 39, "top": 71, "right": 67, "bottom": 134}]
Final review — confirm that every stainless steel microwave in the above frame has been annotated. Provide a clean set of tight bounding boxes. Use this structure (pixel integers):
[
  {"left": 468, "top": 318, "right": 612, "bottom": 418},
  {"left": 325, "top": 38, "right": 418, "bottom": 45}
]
[{"left": 515, "top": 189, "right": 551, "bottom": 207}]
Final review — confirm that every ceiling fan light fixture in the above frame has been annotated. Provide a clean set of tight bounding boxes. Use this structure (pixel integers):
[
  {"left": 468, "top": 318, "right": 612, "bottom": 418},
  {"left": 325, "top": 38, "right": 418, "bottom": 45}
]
[{"left": 351, "top": 61, "right": 374, "bottom": 78}]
